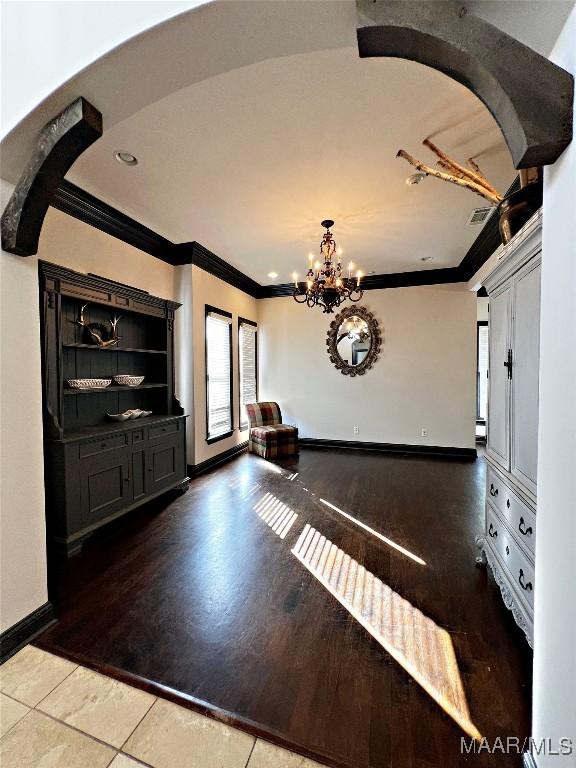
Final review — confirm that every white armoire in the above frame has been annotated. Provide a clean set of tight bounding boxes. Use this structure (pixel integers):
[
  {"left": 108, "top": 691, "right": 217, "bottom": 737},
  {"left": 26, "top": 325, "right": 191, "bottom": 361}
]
[{"left": 477, "top": 209, "right": 542, "bottom": 648}]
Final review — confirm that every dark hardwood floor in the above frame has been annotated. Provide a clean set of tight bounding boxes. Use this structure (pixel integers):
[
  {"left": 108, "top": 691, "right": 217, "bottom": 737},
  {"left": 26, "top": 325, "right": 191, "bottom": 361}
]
[{"left": 36, "top": 448, "right": 532, "bottom": 768}]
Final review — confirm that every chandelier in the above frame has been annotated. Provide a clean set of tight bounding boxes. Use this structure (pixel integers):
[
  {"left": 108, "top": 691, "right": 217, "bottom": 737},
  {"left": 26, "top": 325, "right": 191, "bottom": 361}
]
[{"left": 293, "top": 220, "right": 363, "bottom": 313}]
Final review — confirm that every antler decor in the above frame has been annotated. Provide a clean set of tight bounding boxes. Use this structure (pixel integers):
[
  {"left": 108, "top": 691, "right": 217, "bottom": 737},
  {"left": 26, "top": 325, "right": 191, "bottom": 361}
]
[
  {"left": 396, "top": 138, "right": 504, "bottom": 205},
  {"left": 75, "top": 304, "right": 121, "bottom": 347}
]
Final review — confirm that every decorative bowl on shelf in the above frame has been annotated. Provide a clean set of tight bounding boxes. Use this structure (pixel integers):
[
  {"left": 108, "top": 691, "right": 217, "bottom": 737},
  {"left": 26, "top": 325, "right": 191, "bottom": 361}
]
[
  {"left": 67, "top": 378, "right": 112, "bottom": 390},
  {"left": 113, "top": 374, "right": 145, "bottom": 387},
  {"left": 106, "top": 409, "right": 153, "bottom": 421}
]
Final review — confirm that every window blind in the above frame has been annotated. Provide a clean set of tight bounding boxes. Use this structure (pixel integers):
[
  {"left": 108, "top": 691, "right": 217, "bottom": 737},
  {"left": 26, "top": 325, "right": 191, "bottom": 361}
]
[
  {"left": 206, "top": 311, "right": 232, "bottom": 440},
  {"left": 239, "top": 321, "right": 257, "bottom": 430},
  {"left": 477, "top": 324, "right": 489, "bottom": 421}
]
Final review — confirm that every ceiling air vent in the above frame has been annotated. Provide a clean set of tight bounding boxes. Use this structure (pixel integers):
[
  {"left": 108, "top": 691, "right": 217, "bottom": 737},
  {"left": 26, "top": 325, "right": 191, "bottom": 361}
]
[{"left": 466, "top": 206, "right": 494, "bottom": 226}]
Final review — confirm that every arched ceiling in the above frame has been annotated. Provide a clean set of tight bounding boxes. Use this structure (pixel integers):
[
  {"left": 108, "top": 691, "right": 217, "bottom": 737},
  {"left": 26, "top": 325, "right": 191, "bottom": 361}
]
[
  {"left": 66, "top": 47, "right": 515, "bottom": 280},
  {"left": 2, "top": 0, "right": 572, "bottom": 281}
]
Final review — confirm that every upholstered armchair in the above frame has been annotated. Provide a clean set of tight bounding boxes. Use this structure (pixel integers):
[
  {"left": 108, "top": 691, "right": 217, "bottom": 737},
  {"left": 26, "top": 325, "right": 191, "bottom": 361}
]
[{"left": 245, "top": 402, "right": 299, "bottom": 459}]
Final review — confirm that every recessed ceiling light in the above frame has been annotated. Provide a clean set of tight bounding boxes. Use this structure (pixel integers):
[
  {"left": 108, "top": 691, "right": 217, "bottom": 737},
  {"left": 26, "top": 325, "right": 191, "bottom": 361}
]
[
  {"left": 114, "top": 150, "right": 138, "bottom": 166},
  {"left": 420, "top": 256, "right": 434, "bottom": 262},
  {"left": 268, "top": 272, "right": 278, "bottom": 279}
]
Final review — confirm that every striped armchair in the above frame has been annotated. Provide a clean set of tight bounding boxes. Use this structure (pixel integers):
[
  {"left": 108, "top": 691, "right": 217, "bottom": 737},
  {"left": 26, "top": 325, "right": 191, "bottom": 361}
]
[{"left": 245, "top": 402, "right": 299, "bottom": 459}]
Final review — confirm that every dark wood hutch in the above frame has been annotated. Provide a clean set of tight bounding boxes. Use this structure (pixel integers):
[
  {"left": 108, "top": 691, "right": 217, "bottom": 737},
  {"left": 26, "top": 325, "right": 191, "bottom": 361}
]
[{"left": 39, "top": 261, "right": 188, "bottom": 557}]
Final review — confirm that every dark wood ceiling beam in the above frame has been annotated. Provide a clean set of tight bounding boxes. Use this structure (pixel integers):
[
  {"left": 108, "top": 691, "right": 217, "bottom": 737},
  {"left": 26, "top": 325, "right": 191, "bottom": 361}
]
[
  {"left": 1, "top": 98, "right": 102, "bottom": 256},
  {"left": 356, "top": 0, "right": 573, "bottom": 168}
]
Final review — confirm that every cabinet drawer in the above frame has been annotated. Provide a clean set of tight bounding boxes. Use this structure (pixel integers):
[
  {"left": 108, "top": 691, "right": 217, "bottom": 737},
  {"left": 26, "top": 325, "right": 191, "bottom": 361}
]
[
  {"left": 148, "top": 421, "right": 179, "bottom": 441},
  {"left": 500, "top": 488, "right": 536, "bottom": 555},
  {"left": 486, "top": 466, "right": 506, "bottom": 514},
  {"left": 486, "top": 467, "right": 536, "bottom": 554},
  {"left": 132, "top": 429, "right": 145, "bottom": 444},
  {"left": 79, "top": 433, "right": 128, "bottom": 458},
  {"left": 486, "top": 505, "right": 535, "bottom": 612}
]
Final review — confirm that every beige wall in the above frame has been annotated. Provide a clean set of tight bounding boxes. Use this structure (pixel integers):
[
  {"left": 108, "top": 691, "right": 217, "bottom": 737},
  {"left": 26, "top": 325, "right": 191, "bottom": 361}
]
[
  {"left": 191, "top": 266, "right": 258, "bottom": 465},
  {"left": 477, "top": 297, "right": 489, "bottom": 322},
  {"left": 0, "top": 195, "right": 180, "bottom": 633},
  {"left": 259, "top": 284, "right": 477, "bottom": 448},
  {"left": 1, "top": 181, "right": 49, "bottom": 632}
]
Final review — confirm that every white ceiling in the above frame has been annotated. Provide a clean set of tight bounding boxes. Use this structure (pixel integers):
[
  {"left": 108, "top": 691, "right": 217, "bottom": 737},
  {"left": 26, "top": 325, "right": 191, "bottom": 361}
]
[
  {"left": 3, "top": 0, "right": 572, "bottom": 284},
  {"left": 68, "top": 48, "right": 515, "bottom": 282}
]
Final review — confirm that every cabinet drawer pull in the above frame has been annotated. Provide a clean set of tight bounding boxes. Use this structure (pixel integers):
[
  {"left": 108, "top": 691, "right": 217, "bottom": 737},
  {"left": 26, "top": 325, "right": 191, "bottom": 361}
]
[
  {"left": 489, "top": 483, "right": 498, "bottom": 498},
  {"left": 488, "top": 522, "right": 498, "bottom": 538},
  {"left": 506, "top": 545, "right": 509, "bottom": 556},
  {"left": 506, "top": 499, "right": 510, "bottom": 508},
  {"left": 518, "top": 569, "right": 533, "bottom": 592},
  {"left": 518, "top": 517, "right": 533, "bottom": 537},
  {"left": 101, "top": 442, "right": 107, "bottom": 448}
]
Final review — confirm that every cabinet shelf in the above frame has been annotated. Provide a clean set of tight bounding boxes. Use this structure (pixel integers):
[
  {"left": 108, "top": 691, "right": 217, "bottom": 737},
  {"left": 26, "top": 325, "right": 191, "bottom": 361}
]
[
  {"left": 63, "top": 344, "right": 167, "bottom": 355},
  {"left": 64, "top": 383, "right": 168, "bottom": 395},
  {"left": 58, "top": 414, "right": 182, "bottom": 442}
]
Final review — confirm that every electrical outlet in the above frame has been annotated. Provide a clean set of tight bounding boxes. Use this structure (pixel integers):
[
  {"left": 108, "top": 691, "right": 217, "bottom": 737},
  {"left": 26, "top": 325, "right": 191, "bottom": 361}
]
[
  {"left": 421, "top": 428, "right": 428, "bottom": 437},
  {"left": 353, "top": 426, "right": 360, "bottom": 435}
]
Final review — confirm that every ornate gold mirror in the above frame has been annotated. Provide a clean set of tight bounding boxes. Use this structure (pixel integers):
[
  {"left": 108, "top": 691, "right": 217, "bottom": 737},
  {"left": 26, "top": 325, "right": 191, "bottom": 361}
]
[{"left": 326, "top": 305, "right": 381, "bottom": 376}]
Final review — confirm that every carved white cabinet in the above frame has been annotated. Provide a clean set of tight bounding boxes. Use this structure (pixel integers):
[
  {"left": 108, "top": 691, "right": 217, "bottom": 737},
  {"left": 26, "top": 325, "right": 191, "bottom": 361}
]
[{"left": 478, "top": 210, "right": 541, "bottom": 647}]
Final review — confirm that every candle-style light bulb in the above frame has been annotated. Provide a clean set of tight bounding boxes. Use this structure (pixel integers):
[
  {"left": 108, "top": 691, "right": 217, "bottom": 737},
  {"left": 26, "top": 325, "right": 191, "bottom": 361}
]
[
  {"left": 293, "top": 272, "right": 298, "bottom": 288},
  {"left": 348, "top": 261, "right": 354, "bottom": 279},
  {"left": 308, "top": 253, "right": 314, "bottom": 265},
  {"left": 356, "top": 270, "right": 363, "bottom": 287},
  {"left": 314, "top": 261, "right": 320, "bottom": 272}
]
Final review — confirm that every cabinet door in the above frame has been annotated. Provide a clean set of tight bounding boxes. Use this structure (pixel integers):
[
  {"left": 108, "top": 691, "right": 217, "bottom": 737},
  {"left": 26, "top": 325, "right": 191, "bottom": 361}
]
[
  {"left": 131, "top": 448, "right": 147, "bottom": 503},
  {"left": 80, "top": 447, "right": 130, "bottom": 527},
  {"left": 146, "top": 434, "right": 185, "bottom": 496},
  {"left": 487, "top": 284, "right": 512, "bottom": 470},
  {"left": 511, "top": 259, "right": 541, "bottom": 495}
]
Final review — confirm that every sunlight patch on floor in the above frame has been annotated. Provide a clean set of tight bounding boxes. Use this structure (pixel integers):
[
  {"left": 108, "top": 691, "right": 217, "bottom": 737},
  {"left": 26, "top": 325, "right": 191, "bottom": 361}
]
[
  {"left": 291, "top": 523, "right": 482, "bottom": 741},
  {"left": 319, "top": 498, "right": 426, "bottom": 566},
  {"left": 253, "top": 492, "right": 298, "bottom": 539}
]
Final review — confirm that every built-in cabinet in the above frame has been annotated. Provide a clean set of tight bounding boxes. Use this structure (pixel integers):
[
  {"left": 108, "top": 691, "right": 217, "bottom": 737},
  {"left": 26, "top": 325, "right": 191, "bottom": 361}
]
[
  {"left": 39, "top": 262, "right": 189, "bottom": 557},
  {"left": 478, "top": 210, "right": 541, "bottom": 647}
]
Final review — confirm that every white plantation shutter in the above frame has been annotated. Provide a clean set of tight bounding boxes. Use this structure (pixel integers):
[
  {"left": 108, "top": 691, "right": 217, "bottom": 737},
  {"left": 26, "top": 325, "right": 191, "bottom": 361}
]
[
  {"left": 477, "top": 323, "right": 489, "bottom": 421},
  {"left": 206, "top": 310, "right": 232, "bottom": 439},
  {"left": 239, "top": 321, "right": 257, "bottom": 429}
]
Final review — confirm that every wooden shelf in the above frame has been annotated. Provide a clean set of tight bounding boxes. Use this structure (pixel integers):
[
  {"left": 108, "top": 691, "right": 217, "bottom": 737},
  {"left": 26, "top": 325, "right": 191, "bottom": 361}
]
[
  {"left": 64, "top": 383, "right": 168, "bottom": 396},
  {"left": 63, "top": 344, "right": 167, "bottom": 354},
  {"left": 58, "top": 414, "right": 184, "bottom": 442}
]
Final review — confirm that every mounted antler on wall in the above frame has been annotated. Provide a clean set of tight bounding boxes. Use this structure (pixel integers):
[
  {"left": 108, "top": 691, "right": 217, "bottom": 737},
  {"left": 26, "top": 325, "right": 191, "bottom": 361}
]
[
  {"left": 75, "top": 303, "right": 121, "bottom": 348},
  {"left": 396, "top": 137, "right": 543, "bottom": 243},
  {"left": 396, "top": 138, "right": 504, "bottom": 205}
]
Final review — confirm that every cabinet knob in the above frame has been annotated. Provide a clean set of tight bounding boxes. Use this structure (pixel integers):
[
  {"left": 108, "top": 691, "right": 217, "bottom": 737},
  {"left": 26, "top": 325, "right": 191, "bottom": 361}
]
[
  {"left": 506, "top": 499, "right": 510, "bottom": 508},
  {"left": 488, "top": 522, "right": 498, "bottom": 538},
  {"left": 489, "top": 483, "right": 498, "bottom": 498},
  {"left": 101, "top": 442, "right": 107, "bottom": 448}
]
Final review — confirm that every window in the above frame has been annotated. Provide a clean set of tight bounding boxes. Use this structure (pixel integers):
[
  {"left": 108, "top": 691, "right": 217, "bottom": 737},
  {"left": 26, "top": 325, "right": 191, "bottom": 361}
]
[
  {"left": 205, "top": 306, "right": 233, "bottom": 443},
  {"left": 239, "top": 318, "right": 258, "bottom": 430},
  {"left": 477, "top": 321, "right": 489, "bottom": 441}
]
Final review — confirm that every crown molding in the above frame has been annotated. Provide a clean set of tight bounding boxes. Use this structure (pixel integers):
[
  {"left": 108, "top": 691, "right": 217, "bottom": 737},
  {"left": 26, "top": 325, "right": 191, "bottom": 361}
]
[
  {"left": 52, "top": 180, "right": 174, "bottom": 263},
  {"left": 169, "top": 241, "right": 262, "bottom": 298},
  {"left": 50, "top": 179, "right": 517, "bottom": 297}
]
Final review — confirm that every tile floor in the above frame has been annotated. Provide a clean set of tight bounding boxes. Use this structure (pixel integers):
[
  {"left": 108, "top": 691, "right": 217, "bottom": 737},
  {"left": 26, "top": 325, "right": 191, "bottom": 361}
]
[{"left": 0, "top": 646, "right": 325, "bottom": 768}]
